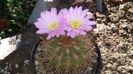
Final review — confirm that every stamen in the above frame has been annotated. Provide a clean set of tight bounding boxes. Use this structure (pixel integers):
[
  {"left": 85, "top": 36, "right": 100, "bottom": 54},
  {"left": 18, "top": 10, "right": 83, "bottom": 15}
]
[
  {"left": 70, "top": 20, "right": 81, "bottom": 29},
  {"left": 48, "top": 22, "right": 59, "bottom": 30}
]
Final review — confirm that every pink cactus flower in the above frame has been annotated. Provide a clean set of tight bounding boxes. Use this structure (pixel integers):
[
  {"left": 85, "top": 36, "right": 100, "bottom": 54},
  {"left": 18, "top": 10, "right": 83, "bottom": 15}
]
[
  {"left": 34, "top": 8, "right": 66, "bottom": 39},
  {"left": 64, "top": 6, "right": 96, "bottom": 38}
]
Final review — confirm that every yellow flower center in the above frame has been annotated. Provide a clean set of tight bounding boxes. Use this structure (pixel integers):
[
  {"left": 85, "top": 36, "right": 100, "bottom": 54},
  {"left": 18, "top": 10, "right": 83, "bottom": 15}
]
[
  {"left": 48, "top": 22, "right": 59, "bottom": 30},
  {"left": 70, "top": 20, "right": 81, "bottom": 29}
]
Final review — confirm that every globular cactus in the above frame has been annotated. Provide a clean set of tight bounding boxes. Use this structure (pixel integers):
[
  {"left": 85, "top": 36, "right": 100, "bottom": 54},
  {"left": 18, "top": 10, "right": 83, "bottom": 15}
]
[
  {"left": 39, "top": 35, "right": 95, "bottom": 73},
  {"left": 34, "top": 6, "right": 96, "bottom": 74}
]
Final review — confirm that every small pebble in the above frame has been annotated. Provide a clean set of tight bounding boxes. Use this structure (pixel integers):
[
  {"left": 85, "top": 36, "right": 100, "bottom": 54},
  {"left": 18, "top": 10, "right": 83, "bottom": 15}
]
[
  {"left": 0, "top": 69, "right": 4, "bottom": 73},
  {"left": 126, "top": 12, "right": 133, "bottom": 21},
  {"left": 131, "top": 60, "right": 133, "bottom": 66},
  {"left": 24, "top": 60, "right": 30, "bottom": 65},
  {"left": 35, "top": 61, "right": 39, "bottom": 65},
  {"left": 109, "top": 14, "right": 119, "bottom": 22},
  {"left": 15, "top": 64, "right": 19, "bottom": 69},
  {"left": 128, "top": 8, "right": 133, "bottom": 13},
  {"left": 119, "top": 4, "right": 125, "bottom": 10},
  {"left": 111, "top": 63, "right": 118, "bottom": 70},
  {"left": 128, "top": 50, "right": 133, "bottom": 58},
  {"left": 106, "top": 63, "right": 112, "bottom": 68},
  {"left": 4, "top": 66, "right": 8, "bottom": 70},
  {"left": 104, "top": 70, "right": 112, "bottom": 74},
  {"left": 118, "top": 10, "right": 125, "bottom": 18}
]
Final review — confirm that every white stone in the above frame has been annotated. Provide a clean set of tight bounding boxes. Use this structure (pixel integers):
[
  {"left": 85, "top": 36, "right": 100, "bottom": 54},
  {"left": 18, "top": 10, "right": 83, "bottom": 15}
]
[
  {"left": 15, "top": 64, "right": 19, "bottom": 69},
  {"left": 119, "top": 4, "right": 125, "bottom": 10},
  {"left": 24, "top": 60, "right": 30, "bottom": 65},
  {"left": 0, "top": 36, "right": 21, "bottom": 60}
]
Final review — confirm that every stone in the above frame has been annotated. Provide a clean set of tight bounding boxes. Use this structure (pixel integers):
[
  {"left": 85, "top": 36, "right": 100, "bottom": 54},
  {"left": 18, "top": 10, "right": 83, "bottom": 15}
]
[
  {"left": 131, "top": 60, "right": 133, "bottom": 66},
  {"left": 35, "top": 61, "right": 39, "bottom": 66},
  {"left": 0, "top": 35, "right": 21, "bottom": 60},
  {"left": 111, "top": 63, "right": 118, "bottom": 70},
  {"left": 4, "top": 66, "right": 8, "bottom": 70},
  {"left": 15, "top": 64, "right": 19, "bottom": 69},
  {"left": 24, "top": 60, "right": 30, "bottom": 65},
  {"left": 0, "top": 69, "right": 4, "bottom": 73},
  {"left": 96, "top": 12, "right": 106, "bottom": 18},
  {"left": 127, "top": 50, "right": 133, "bottom": 58},
  {"left": 109, "top": 14, "right": 119, "bottom": 22},
  {"left": 110, "top": 7, "right": 119, "bottom": 13},
  {"left": 106, "top": 63, "right": 112, "bottom": 69},
  {"left": 119, "top": 4, "right": 125, "bottom": 10},
  {"left": 128, "top": 8, "right": 133, "bottom": 13},
  {"left": 126, "top": 12, "right": 133, "bottom": 21},
  {"left": 104, "top": 70, "right": 112, "bottom": 74},
  {"left": 118, "top": 10, "right": 125, "bottom": 18}
]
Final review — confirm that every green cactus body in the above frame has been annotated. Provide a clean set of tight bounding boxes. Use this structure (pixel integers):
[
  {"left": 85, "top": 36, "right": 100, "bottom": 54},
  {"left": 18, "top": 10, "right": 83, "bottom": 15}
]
[{"left": 39, "top": 35, "right": 95, "bottom": 73}]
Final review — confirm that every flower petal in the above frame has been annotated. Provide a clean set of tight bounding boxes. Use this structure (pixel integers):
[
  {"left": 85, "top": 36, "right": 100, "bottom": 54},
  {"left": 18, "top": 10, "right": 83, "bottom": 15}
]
[{"left": 80, "top": 30, "right": 87, "bottom": 35}]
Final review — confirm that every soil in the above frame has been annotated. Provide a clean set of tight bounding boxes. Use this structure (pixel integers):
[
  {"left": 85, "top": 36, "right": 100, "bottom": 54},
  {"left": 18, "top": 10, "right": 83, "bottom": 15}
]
[{"left": 0, "top": 0, "right": 133, "bottom": 74}]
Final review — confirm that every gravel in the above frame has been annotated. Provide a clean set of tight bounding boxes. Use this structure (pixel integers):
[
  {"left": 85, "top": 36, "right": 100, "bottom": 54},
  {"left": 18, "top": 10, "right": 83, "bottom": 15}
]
[
  {"left": 94, "top": 0, "right": 133, "bottom": 74},
  {"left": 0, "top": 64, "right": 11, "bottom": 74}
]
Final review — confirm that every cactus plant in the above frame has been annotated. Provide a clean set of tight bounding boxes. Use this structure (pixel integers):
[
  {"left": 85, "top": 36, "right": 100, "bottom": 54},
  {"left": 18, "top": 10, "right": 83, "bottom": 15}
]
[
  {"left": 35, "top": 33, "right": 98, "bottom": 74},
  {"left": 41, "top": 35, "right": 94, "bottom": 71},
  {"left": 34, "top": 6, "right": 97, "bottom": 74}
]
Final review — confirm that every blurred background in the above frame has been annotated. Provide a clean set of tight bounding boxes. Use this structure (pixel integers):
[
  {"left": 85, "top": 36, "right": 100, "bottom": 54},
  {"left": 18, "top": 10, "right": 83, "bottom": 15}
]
[{"left": 0, "top": 0, "right": 36, "bottom": 38}]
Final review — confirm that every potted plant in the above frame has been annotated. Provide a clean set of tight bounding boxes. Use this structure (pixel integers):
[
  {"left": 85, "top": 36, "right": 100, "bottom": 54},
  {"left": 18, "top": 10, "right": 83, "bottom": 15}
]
[{"left": 33, "top": 6, "right": 102, "bottom": 74}]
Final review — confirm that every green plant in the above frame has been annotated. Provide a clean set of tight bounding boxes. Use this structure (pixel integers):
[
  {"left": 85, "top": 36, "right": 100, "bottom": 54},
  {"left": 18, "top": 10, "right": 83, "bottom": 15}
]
[
  {"left": 34, "top": 6, "right": 96, "bottom": 73},
  {"left": 0, "top": 0, "right": 36, "bottom": 38},
  {"left": 41, "top": 36, "right": 94, "bottom": 72}
]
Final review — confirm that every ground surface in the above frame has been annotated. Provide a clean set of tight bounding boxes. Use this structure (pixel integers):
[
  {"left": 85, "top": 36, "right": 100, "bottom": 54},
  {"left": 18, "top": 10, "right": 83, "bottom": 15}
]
[
  {"left": 0, "top": 0, "right": 133, "bottom": 74},
  {"left": 95, "top": 0, "right": 133, "bottom": 74},
  {"left": 0, "top": 26, "right": 38, "bottom": 74}
]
